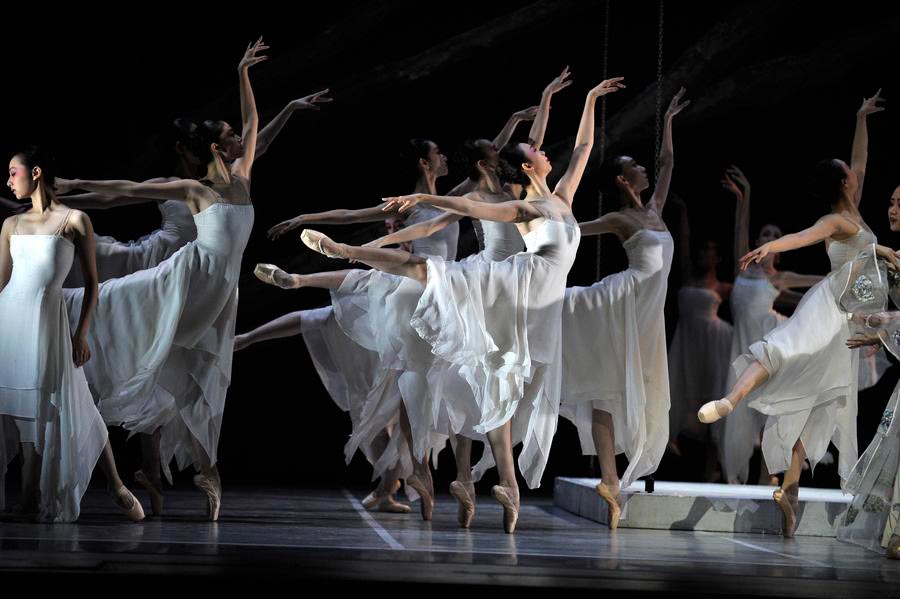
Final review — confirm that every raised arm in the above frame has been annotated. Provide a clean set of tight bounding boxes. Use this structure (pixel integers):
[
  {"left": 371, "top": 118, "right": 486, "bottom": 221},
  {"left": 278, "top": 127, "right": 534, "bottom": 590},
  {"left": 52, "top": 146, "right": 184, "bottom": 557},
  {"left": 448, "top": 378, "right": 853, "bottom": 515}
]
[
  {"left": 267, "top": 204, "right": 394, "bottom": 240},
  {"left": 553, "top": 77, "right": 626, "bottom": 206},
  {"left": 739, "top": 214, "right": 858, "bottom": 271},
  {"left": 850, "top": 89, "right": 886, "bottom": 206},
  {"left": 382, "top": 193, "right": 543, "bottom": 224},
  {"left": 230, "top": 38, "right": 269, "bottom": 181},
  {"left": 648, "top": 87, "right": 690, "bottom": 214},
  {"left": 0, "top": 217, "right": 13, "bottom": 293},
  {"left": 493, "top": 106, "right": 538, "bottom": 150},
  {"left": 255, "top": 89, "right": 332, "bottom": 160},
  {"left": 724, "top": 165, "right": 751, "bottom": 277},
  {"left": 56, "top": 177, "right": 205, "bottom": 204},
  {"left": 57, "top": 177, "right": 175, "bottom": 210},
  {"left": 667, "top": 194, "right": 693, "bottom": 283},
  {"left": 367, "top": 211, "right": 463, "bottom": 248},
  {"left": 529, "top": 66, "right": 573, "bottom": 150},
  {"left": 68, "top": 211, "right": 98, "bottom": 367}
]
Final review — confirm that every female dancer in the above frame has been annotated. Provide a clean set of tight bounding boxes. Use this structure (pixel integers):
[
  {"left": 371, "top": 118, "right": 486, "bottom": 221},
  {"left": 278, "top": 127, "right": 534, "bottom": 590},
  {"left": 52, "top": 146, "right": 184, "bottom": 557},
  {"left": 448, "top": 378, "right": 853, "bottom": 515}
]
[
  {"left": 698, "top": 90, "right": 894, "bottom": 537},
  {"left": 0, "top": 147, "right": 143, "bottom": 522},
  {"left": 559, "top": 88, "right": 688, "bottom": 528},
  {"left": 288, "top": 76, "right": 625, "bottom": 532}
]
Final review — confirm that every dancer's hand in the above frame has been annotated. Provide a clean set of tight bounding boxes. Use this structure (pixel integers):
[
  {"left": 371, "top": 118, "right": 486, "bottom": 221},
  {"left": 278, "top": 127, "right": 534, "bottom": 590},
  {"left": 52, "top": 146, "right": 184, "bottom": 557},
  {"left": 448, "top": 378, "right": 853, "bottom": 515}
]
[
  {"left": 290, "top": 88, "right": 332, "bottom": 111},
  {"left": 54, "top": 178, "right": 78, "bottom": 195},
  {"left": 233, "top": 334, "right": 249, "bottom": 352},
  {"left": 543, "top": 66, "right": 573, "bottom": 96},
  {"left": 739, "top": 243, "right": 772, "bottom": 271},
  {"left": 846, "top": 333, "right": 881, "bottom": 349},
  {"left": 858, "top": 89, "right": 886, "bottom": 117},
  {"left": 512, "top": 106, "right": 539, "bottom": 122},
  {"left": 588, "top": 77, "right": 626, "bottom": 99},
  {"left": 721, "top": 165, "right": 749, "bottom": 201},
  {"left": 666, "top": 87, "right": 690, "bottom": 119},
  {"left": 267, "top": 216, "right": 304, "bottom": 240},
  {"left": 382, "top": 194, "right": 422, "bottom": 213},
  {"left": 239, "top": 36, "right": 269, "bottom": 72},
  {"left": 72, "top": 333, "right": 91, "bottom": 367},
  {"left": 876, "top": 244, "right": 900, "bottom": 271}
]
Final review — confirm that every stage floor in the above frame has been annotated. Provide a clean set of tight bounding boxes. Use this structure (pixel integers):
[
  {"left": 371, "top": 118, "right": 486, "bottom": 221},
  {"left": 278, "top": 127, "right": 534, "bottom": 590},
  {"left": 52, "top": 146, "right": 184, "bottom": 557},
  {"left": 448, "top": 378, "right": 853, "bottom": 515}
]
[{"left": 0, "top": 486, "right": 897, "bottom": 595}]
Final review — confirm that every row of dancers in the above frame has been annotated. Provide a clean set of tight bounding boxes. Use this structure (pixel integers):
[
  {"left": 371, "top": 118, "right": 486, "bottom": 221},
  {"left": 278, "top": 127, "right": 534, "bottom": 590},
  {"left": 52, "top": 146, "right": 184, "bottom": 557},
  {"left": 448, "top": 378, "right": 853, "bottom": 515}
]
[{"left": 0, "top": 40, "right": 897, "bottom": 559}]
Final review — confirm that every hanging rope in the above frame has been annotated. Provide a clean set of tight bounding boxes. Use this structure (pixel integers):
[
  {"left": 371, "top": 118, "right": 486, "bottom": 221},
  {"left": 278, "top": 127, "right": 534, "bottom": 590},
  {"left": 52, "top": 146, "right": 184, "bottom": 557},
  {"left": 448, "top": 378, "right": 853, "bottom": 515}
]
[
  {"left": 595, "top": 0, "right": 611, "bottom": 281},
  {"left": 654, "top": 0, "right": 665, "bottom": 182}
]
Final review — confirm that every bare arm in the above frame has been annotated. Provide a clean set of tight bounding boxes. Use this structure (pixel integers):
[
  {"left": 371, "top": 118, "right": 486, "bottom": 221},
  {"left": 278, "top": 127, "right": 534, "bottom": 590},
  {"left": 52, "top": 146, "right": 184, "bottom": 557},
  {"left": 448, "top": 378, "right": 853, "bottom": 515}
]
[
  {"left": 850, "top": 89, "right": 886, "bottom": 206},
  {"left": 739, "top": 214, "right": 857, "bottom": 270},
  {"left": 529, "top": 66, "right": 573, "bottom": 150},
  {"left": 0, "top": 217, "right": 13, "bottom": 293},
  {"left": 577, "top": 212, "right": 634, "bottom": 239},
  {"left": 68, "top": 211, "right": 98, "bottom": 367},
  {"left": 383, "top": 193, "right": 543, "bottom": 224},
  {"left": 255, "top": 89, "right": 332, "bottom": 160},
  {"left": 231, "top": 38, "right": 268, "bottom": 181},
  {"left": 724, "top": 165, "right": 751, "bottom": 277},
  {"left": 368, "top": 212, "right": 463, "bottom": 248},
  {"left": 267, "top": 205, "right": 395, "bottom": 239},
  {"left": 649, "top": 87, "right": 690, "bottom": 214},
  {"left": 493, "top": 106, "right": 538, "bottom": 150},
  {"left": 0, "top": 197, "right": 23, "bottom": 213},
  {"left": 668, "top": 194, "right": 692, "bottom": 283},
  {"left": 56, "top": 178, "right": 204, "bottom": 204},
  {"left": 57, "top": 177, "right": 175, "bottom": 210},
  {"left": 554, "top": 77, "right": 626, "bottom": 206}
]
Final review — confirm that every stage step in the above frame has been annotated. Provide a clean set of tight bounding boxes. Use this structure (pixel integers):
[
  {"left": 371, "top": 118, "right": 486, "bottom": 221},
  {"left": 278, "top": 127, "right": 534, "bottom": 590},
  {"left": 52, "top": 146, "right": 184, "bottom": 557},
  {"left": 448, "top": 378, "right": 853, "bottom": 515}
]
[{"left": 553, "top": 478, "right": 851, "bottom": 537}]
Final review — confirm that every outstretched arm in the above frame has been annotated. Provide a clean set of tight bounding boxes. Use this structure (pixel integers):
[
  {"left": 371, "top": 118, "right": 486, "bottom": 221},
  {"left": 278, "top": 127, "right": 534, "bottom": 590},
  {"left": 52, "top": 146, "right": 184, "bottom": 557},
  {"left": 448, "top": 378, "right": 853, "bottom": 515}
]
[
  {"left": 850, "top": 89, "right": 886, "bottom": 206},
  {"left": 553, "top": 77, "right": 626, "bottom": 206},
  {"left": 529, "top": 66, "right": 573, "bottom": 150},
  {"left": 0, "top": 197, "right": 24, "bottom": 213},
  {"left": 255, "top": 89, "right": 332, "bottom": 160},
  {"left": 382, "top": 193, "right": 544, "bottom": 224},
  {"left": 649, "top": 87, "right": 690, "bottom": 214},
  {"left": 231, "top": 38, "right": 269, "bottom": 181},
  {"left": 267, "top": 205, "right": 396, "bottom": 239},
  {"left": 739, "top": 214, "right": 859, "bottom": 270},
  {"left": 724, "top": 165, "right": 751, "bottom": 277},
  {"left": 367, "top": 211, "right": 463, "bottom": 248},
  {"left": 57, "top": 177, "right": 175, "bottom": 210},
  {"left": 56, "top": 177, "right": 204, "bottom": 204}
]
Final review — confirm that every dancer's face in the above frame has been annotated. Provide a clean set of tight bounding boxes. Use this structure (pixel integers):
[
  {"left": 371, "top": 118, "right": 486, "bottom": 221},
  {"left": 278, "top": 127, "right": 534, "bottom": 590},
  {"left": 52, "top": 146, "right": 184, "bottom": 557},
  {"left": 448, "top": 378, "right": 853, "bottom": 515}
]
[
  {"left": 889, "top": 186, "right": 900, "bottom": 232},
  {"left": 421, "top": 141, "right": 448, "bottom": 178},
  {"left": 618, "top": 156, "right": 649, "bottom": 193},
  {"left": 756, "top": 224, "right": 783, "bottom": 247},
  {"left": 7, "top": 156, "right": 36, "bottom": 200},
  {"left": 518, "top": 143, "right": 551, "bottom": 177},
  {"left": 384, "top": 215, "right": 405, "bottom": 235},
  {"left": 216, "top": 121, "right": 244, "bottom": 161}
]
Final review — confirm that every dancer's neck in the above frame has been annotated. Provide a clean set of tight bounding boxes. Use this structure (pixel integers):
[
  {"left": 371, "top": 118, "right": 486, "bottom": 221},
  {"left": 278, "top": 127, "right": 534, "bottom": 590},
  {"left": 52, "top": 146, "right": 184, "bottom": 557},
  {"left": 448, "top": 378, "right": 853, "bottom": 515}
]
[{"left": 413, "top": 173, "right": 437, "bottom": 195}]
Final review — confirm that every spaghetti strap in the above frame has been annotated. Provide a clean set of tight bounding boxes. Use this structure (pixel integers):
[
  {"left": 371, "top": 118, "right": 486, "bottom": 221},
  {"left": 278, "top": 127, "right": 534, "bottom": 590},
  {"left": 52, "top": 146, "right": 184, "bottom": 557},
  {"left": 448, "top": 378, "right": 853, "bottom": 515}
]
[
  {"left": 55, "top": 210, "right": 73, "bottom": 237},
  {"left": 12, "top": 215, "right": 19, "bottom": 234}
]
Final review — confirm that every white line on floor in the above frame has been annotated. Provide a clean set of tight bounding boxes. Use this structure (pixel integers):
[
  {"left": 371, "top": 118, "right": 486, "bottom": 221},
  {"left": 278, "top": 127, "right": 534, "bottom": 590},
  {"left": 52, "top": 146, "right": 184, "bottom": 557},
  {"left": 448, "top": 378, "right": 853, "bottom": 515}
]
[
  {"left": 342, "top": 489, "right": 405, "bottom": 551},
  {"left": 696, "top": 531, "right": 832, "bottom": 568}
]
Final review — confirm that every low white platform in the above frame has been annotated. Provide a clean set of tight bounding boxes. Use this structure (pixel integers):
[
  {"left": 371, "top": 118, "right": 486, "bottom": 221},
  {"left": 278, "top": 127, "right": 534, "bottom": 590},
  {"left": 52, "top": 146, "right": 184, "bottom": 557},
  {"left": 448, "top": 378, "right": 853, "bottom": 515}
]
[{"left": 553, "top": 478, "right": 852, "bottom": 537}]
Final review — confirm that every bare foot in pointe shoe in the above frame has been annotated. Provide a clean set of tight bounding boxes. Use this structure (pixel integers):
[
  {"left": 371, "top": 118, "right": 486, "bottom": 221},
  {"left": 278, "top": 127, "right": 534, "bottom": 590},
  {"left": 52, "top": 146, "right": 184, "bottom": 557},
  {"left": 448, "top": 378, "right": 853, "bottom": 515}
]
[
  {"left": 362, "top": 480, "right": 401, "bottom": 509},
  {"left": 194, "top": 472, "right": 222, "bottom": 522},
  {"left": 134, "top": 469, "right": 164, "bottom": 517},
  {"left": 372, "top": 495, "right": 413, "bottom": 513},
  {"left": 300, "top": 229, "right": 350, "bottom": 260},
  {"left": 406, "top": 471, "right": 435, "bottom": 521},
  {"left": 491, "top": 484, "right": 519, "bottom": 534},
  {"left": 772, "top": 487, "right": 799, "bottom": 538},
  {"left": 698, "top": 398, "right": 734, "bottom": 424},
  {"left": 109, "top": 485, "right": 145, "bottom": 522},
  {"left": 253, "top": 263, "right": 299, "bottom": 289},
  {"left": 596, "top": 481, "right": 622, "bottom": 530},
  {"left": 449, "top": 480, "right": 476, "bottom": 528}
]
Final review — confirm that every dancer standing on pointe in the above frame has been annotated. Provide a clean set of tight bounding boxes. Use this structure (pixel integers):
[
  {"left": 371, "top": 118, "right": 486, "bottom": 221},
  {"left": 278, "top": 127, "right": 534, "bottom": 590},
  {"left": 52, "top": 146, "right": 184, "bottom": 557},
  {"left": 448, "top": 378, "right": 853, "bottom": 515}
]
[
  {"left": 558, "top": 87, "right": 688, "bottom": 528},
  {"left": 721, "top": 165, "right": 821, "bottom": 485},
  {"left": 0, "top": 147, "right": 144, "bottom": 522},
  {"left": 55, "top": 38, "right": 269, "bottom": 520},
  {"left": 287, "top": 76, "right": 624, "bottom": 532},
  {"left": 698, "top": 90, "right": 896, "bottom": 537}
]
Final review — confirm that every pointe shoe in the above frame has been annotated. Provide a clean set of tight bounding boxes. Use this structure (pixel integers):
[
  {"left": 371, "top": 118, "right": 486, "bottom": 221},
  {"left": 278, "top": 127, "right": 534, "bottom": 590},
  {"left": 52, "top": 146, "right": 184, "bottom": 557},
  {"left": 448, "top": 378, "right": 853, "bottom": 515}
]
[
  {"left": 773, "top": 488, "right": 798, "bottom": 538},
  {"left": 300, "top": 229, "right": 346, "bottom": 259},
  {"left": 491, "top": 484, "right": 519, "bottom": 534},
  {"left": 362, "top": 480, "right": 404, "bottom": 510},
  {"left": 406, "top": 473, "right": 434, "bottom": 521},
  {"left": 449, "top": 480, "right": 476, "bottom": 528},
  {"left": 134, "top": 470, "right": 164, "bottom": 517},
  {"left": 596, "top": 482, "right": 622, "bottom": 530},
  {"left": 253, "top": 263, "right": 295, "bottom": 289},
  {"left": 698, "top": 398, "right": 734, "bottom": 424},
  {"left": 194, "top": 473, "right": 222, "bottom": 522},
  {"left": 886, "top": 535, "right": 900, "bottom": 559},
  {"left": 110, "top": 485, "right": 145, "bottom": 522},
  {"left": 372, "top": 495, "right": 412, "bottom": 513}
]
